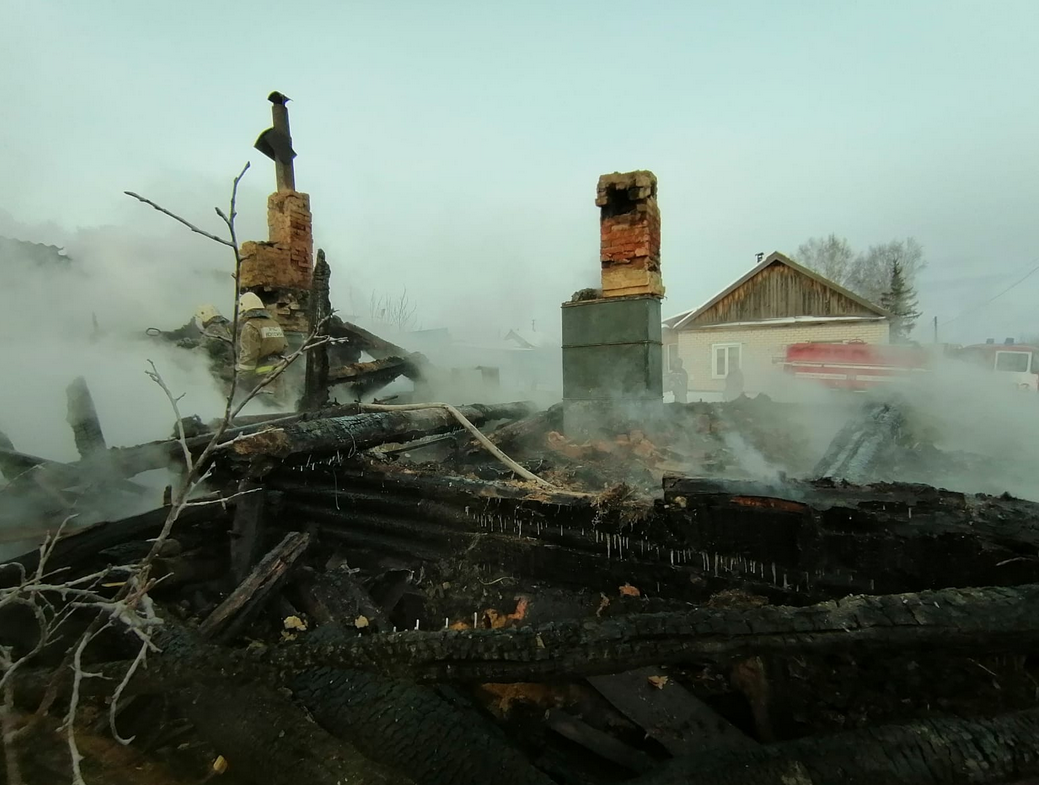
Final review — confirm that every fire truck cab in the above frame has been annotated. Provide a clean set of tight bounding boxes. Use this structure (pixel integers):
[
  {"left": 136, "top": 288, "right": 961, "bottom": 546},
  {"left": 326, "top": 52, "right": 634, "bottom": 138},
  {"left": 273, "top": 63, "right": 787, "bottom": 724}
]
[{"left": 953, "top": 341, "right": 1039, "bottom": 392}]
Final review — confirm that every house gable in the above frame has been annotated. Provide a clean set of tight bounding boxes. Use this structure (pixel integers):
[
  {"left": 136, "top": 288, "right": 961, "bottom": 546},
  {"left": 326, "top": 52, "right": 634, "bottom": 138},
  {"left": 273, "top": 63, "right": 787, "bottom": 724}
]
[{"left": 674, "top": 252, "right": 887, "bottom": 331}]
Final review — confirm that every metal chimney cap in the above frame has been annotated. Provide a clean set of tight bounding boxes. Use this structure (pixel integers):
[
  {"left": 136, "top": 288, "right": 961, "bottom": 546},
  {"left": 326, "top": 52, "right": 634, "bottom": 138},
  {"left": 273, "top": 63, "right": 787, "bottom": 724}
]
[{"left": 268, "top": 91, "right": 291, "bottom": 105}]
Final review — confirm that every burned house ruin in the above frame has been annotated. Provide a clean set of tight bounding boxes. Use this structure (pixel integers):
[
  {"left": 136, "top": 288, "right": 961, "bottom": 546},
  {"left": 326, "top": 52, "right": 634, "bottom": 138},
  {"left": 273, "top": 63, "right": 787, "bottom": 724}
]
[{"left": 1, "top": 96, "right": 1039, "bottom": 785}]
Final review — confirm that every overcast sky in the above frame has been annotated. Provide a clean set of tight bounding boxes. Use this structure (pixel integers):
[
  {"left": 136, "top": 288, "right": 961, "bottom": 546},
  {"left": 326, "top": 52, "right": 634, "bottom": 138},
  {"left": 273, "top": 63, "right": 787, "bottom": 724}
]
[{"left": 2, "top": 0, "right": 1038, "bottom": 344}]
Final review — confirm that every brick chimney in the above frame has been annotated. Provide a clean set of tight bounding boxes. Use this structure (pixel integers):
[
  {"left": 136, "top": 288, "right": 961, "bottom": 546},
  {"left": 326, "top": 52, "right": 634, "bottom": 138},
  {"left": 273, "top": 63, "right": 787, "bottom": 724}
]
[
  {"left": 239, "top": 93, "right": 314, "bottom": 333},
  {"left": 596, "top": 170, "right": 663, "bottom": 298}
]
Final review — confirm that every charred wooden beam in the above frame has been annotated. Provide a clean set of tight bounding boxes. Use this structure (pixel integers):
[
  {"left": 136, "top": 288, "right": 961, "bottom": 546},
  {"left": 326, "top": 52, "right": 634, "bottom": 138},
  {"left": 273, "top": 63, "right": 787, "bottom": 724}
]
[
  {"left": 60, "top": 404, "right": 362, "bottom": 479},
  {"left": 544, "top": 708, "right": 657, "bottom": 774},
  {"left": 296, "top": 563, "right": 390, "bottom": 632},
  {"left": 229, "top": 481, "right": 266, "bottom": 583},
  {"left": 259, "top": 583, "right": 1039, "bottom": 683},
  {"left": 20, "top": 585, "right": 1039, "bottom": 702},
  {"left": 229, "top": 402, "right": 534, "bottom": 462},
  {"left": 460, "top": 406, "right": 560, "bottom": 460},
  {"left": 812, "top": 402, "right": 903, "bottom": 483},
  {"left": 301, "top": 248, "right": 331, "bottom": 411},
  {"left": 2, "top": 505, "right": 227, "bottom": 587},
  {"left": 663, "top": 475, "right": 1039, "bottom": 593},
  {"left": 327, "top": 356, "right": 418, "bottom": 397},
  {"left": 587, "top": 667, "right": 754, "bottom": 756},
  {"left": 177, "top": 681, "right": 413, "bottom": 785},
  {"left": 66, "top": 376, "right": 107, "bottom": 459},
  {"left": 631, "top": 707, "right": 1039, "bottom": 785},
  {"left": 290, "top": 667, "right": 555, "bottom": 785},
  {"left": 199, "top": 531, "right": 310, "bottom": 642},
  {"left": 326, "top": 316, "right": 423, "bottom": 369}
]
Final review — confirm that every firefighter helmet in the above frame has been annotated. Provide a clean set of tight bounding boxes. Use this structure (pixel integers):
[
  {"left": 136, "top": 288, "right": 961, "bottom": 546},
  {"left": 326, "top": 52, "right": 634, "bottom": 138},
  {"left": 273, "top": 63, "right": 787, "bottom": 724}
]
[
  {"left": 238, "top": 292, "right": 265, "bottom": 313},
  {"left": 194, "top": 304, "right": 221, "bottom": 326}
]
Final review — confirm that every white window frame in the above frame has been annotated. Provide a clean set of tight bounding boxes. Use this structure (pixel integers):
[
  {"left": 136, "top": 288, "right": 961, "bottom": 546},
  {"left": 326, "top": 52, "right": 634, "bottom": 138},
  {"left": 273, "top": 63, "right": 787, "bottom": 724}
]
[
  {"left": 666, "top": 343, "right": 680, "bottom": 372},
  {"left": 712, "top": 343, "right": 742, "bottom": 379},
  {"left": 994, "top": 350, "right": 1031, "bottom": 373}
]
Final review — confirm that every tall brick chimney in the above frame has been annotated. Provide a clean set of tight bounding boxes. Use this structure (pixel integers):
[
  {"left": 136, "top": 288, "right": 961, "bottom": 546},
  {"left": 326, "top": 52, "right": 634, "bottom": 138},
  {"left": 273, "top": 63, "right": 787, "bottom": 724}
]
[
  {"left": 559, "top": 170, "right": 665, "bottom": 439},
  {"left": 239, "top": 92, "right": 314, "bottom": 334},
  {"left": 596, "top": 170, "right": 663, "bottom": 298}
]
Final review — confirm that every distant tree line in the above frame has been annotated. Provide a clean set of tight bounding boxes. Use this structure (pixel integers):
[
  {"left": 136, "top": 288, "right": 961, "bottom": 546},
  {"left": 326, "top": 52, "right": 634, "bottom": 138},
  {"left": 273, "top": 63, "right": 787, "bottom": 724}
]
[{"left": 796, "top": 234, "right": 923, "bottom": 342}]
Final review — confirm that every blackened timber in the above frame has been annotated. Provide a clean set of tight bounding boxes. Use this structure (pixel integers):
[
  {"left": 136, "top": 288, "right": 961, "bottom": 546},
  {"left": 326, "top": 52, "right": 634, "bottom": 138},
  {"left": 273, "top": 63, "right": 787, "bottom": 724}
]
[
  {"left": 631, "top": 707, "right": 1039, "bottom": 785},
  {"left": 588, "top": 667, "right": 754, "bottom": 756},
  {"left": 663, "top": 475, "right": 1039, "bottom": 592},
  {"left": 66, "top": 376, "right": 107, "bottom": 458},
  {"left": 230, "top": 402, "right": 534, "bottom": 461},
  {"left": 62, "top": 405, "right": 362, "bottom": 479},
  {"left": 326, "top": 316, "right": 425, "bottom": 372},
  {"left": 544, "top": 708, "right": 657, "bottom": 774},
  {"left": 2, "top": 505, "right": 225, "bottom": 586},
  {"left": 297, "top": 563, "right": 391, "bottom": 631},
  {"left": 290, "top": 667, "right": 554, "bottom": 785},
  {"left": 300, "top": 248, "right": 332, "bottom": 410},
  {"left": 199, "top": 531, "right": 310, "bottom": 642},
  {"left": 177, "top": 682, "right": 412, "bottom": 785},
  {"left": 327, "top": 357, "right": 417, "bottom": 396},
  {"left": 18, "top": 584, "right": 1039, "bottom": 699},
  {"left": 257, "top": 584, "right": 1039, "bottom": 683},
  {"left": 229, "top": 481, "right": 266, "bottom": 582},
  {"left": 460, "top": 406, "right": 560, "bottom": 460}
]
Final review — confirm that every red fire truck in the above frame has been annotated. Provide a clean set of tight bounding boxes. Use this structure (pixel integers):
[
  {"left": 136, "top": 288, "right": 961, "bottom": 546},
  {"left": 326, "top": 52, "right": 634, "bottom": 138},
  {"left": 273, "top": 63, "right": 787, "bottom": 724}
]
[{"left": 779, "top": 340, "right": 1039, "bottom": 392}]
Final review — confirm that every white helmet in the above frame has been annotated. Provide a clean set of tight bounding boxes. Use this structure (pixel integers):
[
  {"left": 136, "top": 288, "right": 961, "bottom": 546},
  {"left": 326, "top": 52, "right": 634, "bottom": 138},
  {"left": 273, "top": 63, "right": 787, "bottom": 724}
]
[
  {"left": 238, "top": 292, "right": 265, "bottom": 313},
  {"left": 194, "top": 304, "right": 221, "bottom": 325}
]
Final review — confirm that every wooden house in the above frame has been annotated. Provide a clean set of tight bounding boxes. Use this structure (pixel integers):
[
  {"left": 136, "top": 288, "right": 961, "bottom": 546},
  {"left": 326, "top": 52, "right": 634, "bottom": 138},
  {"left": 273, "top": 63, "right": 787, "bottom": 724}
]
[{"left": 663, "top": 252, "right": 890, "bottom": 396}]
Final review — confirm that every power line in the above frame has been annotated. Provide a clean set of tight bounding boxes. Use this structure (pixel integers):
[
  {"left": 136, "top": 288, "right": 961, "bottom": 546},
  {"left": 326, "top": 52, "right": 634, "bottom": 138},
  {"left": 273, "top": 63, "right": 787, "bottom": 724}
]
[{"left": 939, "top": 259, "right": 1039, "bottom": 327}]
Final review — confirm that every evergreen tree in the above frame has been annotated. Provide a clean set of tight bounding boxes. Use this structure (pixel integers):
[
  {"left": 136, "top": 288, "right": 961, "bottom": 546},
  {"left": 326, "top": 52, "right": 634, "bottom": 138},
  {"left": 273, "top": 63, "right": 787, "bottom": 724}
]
[{"left": 880, "top": 261, "right": 921, "bottom": 342}]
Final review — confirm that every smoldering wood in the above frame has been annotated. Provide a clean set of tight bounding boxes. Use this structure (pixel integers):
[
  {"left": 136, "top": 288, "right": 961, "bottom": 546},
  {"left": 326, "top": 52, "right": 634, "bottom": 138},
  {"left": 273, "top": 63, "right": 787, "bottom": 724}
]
[
  {"left": 325, "top": 316, "right": 426, "bottom": 375},
  {"left": 295, "top": 563, "right": 390, "bottom": 632},
  {"left": 630, "top": 707, "right": 1039, "bottom": 785},
  {"left": 229, "top": 481, "right": 266, "bottom": 583},
  {"left": 662, "top": 475, "right": 1039, "bottom": 593},
  {"left": 544, "top": 708, "right": 657, "bottom": 774},
  {"left": 812, "top": 402, "right": 903, "bottom": 483},
  {"left": 66, "top": 376, "right": 108, "bottom": 458},
  {"left": 300, "top": 248, "right": 331, "bottom": 411},
  {"left": 327, "top": 356, "right": 420, "bottom": 397},
  {"left": 59, "top": 404, "right": 362, "bottom": 479},
  {"left": 39, "top": 583, "right": 1039, "bottom": 700},
  {"left": 460, "top": 406, "right": 560, "bottom": 460},
  {"left": 289, "top": 666, "right": 555, "bottom": 785},
  {"left": 198, "top": 531, "right": 310, "bottom": 643},
  {"left": 587, "top": 667, "right": 755, "bottom": 756},
  {"left": 2, "top": 505, "right": 226, "bottom": 587},
  {"left": 176, "top": 681, "right": 413, "bottom": 785},
  {"left": 228, "top": 402, "right": 534, "bottom": 462}
]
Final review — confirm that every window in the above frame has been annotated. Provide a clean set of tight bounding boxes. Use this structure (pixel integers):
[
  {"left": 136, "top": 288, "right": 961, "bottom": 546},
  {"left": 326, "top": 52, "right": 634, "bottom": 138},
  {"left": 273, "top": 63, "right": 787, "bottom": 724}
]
[
  {"left": 995, "top": 351, "right": 1031, "bottom": 373},
  {"left": 667, "top": 343, "right": 680, "bottom": 371},
  {"left": 712, "top": 343, "right": 742, "bottom": 379}
]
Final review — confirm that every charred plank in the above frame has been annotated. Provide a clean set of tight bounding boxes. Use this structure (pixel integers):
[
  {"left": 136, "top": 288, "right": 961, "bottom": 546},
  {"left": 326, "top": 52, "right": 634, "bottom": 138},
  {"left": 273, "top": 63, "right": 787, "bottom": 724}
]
[{"left": 199, "top": 531, "right": 310, "bottom": 642}]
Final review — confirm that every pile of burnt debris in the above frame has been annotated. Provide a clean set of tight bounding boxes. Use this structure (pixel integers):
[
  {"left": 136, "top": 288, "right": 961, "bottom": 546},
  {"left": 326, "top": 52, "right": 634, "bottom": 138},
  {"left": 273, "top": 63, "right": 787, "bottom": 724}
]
[{"left": 3, "top": 372, "right": 1039, "bottom": 785}]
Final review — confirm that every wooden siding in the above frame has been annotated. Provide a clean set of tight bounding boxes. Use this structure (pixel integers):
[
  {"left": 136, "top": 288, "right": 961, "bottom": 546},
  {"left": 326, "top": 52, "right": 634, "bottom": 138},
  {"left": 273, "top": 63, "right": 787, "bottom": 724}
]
[{"left": 686, "top": 261, "right": 877, "bottom": 328}]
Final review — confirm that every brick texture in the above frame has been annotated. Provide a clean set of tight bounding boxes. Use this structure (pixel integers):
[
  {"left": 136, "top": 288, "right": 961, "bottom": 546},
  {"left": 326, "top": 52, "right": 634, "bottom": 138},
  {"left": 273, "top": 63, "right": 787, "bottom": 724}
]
[
  {"left": 239, "top": 191, "right": 314, "bottom": 291},
  {"left": 596, "top": 171, "right": 664, "bottom": 298},
  {"left": 239, "top": 190, "right": 314, "bottom": 333},
  {"left": 670, "top": 320, "right": 891, "bottom": 396}
]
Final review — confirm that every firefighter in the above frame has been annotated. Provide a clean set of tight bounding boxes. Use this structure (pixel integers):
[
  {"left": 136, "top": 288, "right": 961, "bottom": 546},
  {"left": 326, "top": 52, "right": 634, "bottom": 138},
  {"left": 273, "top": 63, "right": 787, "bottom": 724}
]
[
  {"left": 235, "top": 292, "right": 288, "bottom": 402},
  {"left": 194, "top": 304, "right": 232, "bottom": 344}
]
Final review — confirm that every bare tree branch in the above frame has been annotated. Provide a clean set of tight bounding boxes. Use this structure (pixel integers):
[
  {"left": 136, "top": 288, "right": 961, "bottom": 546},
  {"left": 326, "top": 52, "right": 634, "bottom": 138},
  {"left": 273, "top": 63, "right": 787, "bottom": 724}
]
[{"left": 123, "top": 192, "right": 235, "bottom": 248}]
